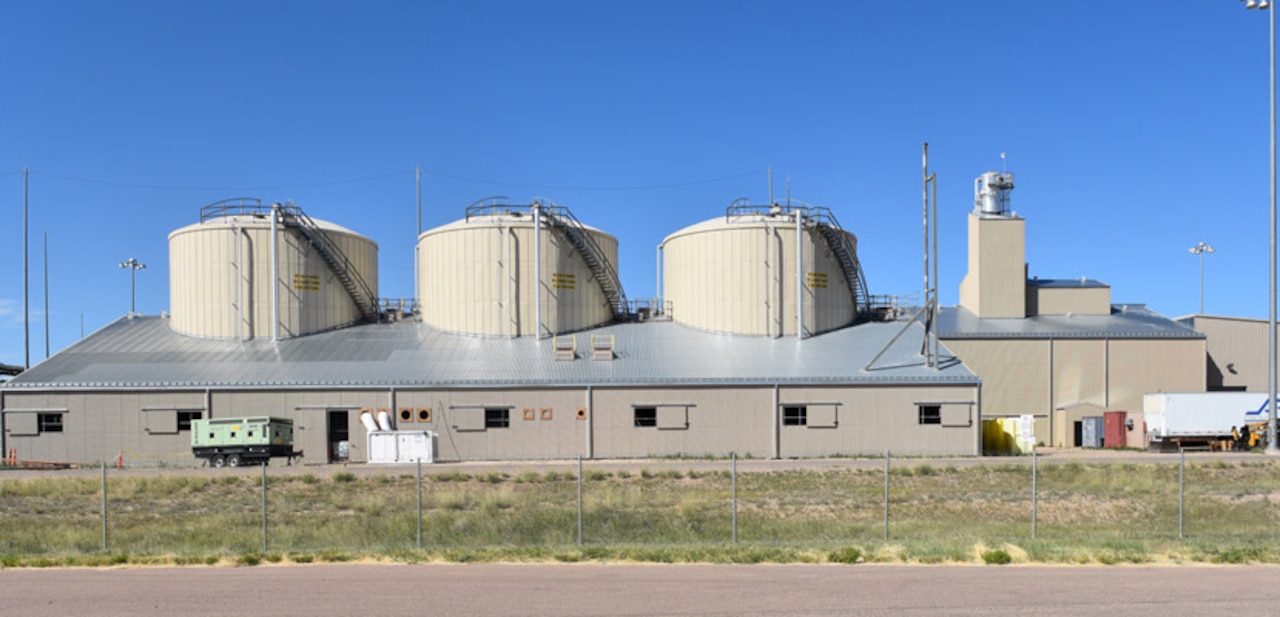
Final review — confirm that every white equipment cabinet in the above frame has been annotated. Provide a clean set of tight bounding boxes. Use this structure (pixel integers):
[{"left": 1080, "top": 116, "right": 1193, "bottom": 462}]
[{"left": 367, "top": 430, "right": 435, "bottom": 464}]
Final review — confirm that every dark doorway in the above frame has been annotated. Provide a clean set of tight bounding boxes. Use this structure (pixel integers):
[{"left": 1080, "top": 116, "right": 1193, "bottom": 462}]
[{"left": 328, "top": 410, "right": 350, "bottom": 462}]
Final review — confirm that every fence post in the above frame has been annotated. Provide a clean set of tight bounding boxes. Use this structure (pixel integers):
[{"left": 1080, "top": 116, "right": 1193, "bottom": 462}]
[
  {"left": 883, "top": 450, "right": 890, "bottom": 541},
  {"left": 731, "top": 452, "right": 738, "bottom": 544},
  {"left": 1179, "top": 448, "right": 1185, "bottom": 540},
  {"left": 100, "top": 461, "right": 108, "bottom": 552},
  {"left": 261, "top": 463, "right": 268, "bottom": 553},
  {"left": 1031, "top": 448, "right": 1038, "bottom": 539},
  {"left": 417, "top": 458, "right": 423, "bottom": 550},
  {"left": 577, "top": 456, "right": 584, "bottom": 546}
]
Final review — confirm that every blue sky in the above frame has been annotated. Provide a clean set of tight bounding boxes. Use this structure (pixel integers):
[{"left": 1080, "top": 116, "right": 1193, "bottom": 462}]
[{"left": 0, "top": 1, "right": 1274, "bottom": 366}]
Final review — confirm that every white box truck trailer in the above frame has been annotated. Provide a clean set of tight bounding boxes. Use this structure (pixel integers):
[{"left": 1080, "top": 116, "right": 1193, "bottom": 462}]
[{"left": 1144, "top": 392, "right": 1273, "bottom": 448}]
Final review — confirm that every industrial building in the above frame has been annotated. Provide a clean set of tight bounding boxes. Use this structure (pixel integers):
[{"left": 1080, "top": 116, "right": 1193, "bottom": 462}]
[{"left": 0, "top": 173, "right": 1207, "bottom": 466}]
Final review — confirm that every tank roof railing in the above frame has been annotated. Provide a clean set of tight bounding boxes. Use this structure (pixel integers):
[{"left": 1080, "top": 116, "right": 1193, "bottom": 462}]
[
  {"left": 200, "top": 197, "right": 268, "bottom": 222},
  {"left": 725, "top": 198, "right": 816, "bottom": 224},
  {"left": 464, "top": 196, "right": 524, "bottom": 222},
  {"left": 199, "top": 198, "right": 315, "bottom": 223}
]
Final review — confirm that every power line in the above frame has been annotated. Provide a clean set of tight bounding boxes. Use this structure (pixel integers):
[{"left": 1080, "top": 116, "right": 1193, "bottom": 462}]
[
  {"left": 23, "top": 167, "right": 763, "bottom": 193},
  {"left": 29, "top": 169, "right": 408, "bottom": 191}
]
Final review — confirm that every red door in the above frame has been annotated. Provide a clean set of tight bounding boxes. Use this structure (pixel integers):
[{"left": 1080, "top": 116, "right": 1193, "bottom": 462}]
[{"left": 1104, "top": 411, "right": 1127, "bottom": 448}]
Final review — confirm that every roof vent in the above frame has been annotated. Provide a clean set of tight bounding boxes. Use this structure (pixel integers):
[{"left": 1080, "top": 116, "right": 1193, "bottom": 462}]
[
  {"left": 553, "top": 335, "right": 577, "bottom": 361},
  {"left": 591, "top": 334, "right": 615, "bottom": 361}
]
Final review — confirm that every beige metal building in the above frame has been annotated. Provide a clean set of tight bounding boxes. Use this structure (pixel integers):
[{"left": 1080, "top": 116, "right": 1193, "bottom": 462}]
[
  {"left": 1179, "top": 315, "right": 1273, "bottom": 391},
  {"left": 0, "top": 172, "right": 1211, "bottom": 465},
  {"left": 0, "top": 315, "right": 980, "bottom": 466},
  {"left": 943, "top": 172, "right": 1205, "bottom": 448}
]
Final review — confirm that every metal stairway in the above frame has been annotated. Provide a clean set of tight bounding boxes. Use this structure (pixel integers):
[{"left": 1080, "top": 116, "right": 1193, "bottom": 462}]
[
  {"left": 277, "top": 204, "right": 380, "bottom": 323},
  {"left": 538, "top": 201, "right": 630, "bottom": 320},
  {"left": 809, "top": 208, "right": 871, "bottom": 321}
]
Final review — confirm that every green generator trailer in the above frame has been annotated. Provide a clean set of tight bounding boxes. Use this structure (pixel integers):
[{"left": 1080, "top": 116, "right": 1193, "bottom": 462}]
[{"left": 191, "top": 416, "right": 302, "bottom": 467}]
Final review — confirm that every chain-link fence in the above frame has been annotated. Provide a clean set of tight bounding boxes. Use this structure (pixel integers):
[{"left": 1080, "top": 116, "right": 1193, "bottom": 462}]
[{"left": 3, "top": 453, "right": 1279, "bottom": 558}]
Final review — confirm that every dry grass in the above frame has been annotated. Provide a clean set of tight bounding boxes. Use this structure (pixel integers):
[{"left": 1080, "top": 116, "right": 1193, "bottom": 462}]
[{"left": 4, "top": 461, "right": 1280, "bottom": 567}]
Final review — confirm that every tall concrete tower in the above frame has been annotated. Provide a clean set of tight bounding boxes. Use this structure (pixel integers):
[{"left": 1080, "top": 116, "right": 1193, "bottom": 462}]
[{"left": 959, "top": 171, "right": 1026, "bottom": 318}]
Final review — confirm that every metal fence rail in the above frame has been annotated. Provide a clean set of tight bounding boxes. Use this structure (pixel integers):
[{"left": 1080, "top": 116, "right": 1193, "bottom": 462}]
[{"left": 2, "top": 454, "right": 1279, "bottom": 558}]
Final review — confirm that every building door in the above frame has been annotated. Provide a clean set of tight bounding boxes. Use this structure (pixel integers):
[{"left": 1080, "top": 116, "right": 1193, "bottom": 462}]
[{"left": 327, "top": 410, "right": 350, "bottom": 462}]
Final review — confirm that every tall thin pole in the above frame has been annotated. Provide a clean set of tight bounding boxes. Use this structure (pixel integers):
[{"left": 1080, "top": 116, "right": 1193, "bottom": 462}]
[
  {"left": 23, "top": 168, "right": 29, "bottom": 369},
  {"left": 43, "top": 231, "right": 49, "bottom": 359},
  {"left": 931, "top": 173, "right": 939, "bottom": 366},
  {"left": 1270, "top": 4, "right": 1279, "bottom": 454},
  {"left": 415, "top": 167, "right": 422, "bottom": 318},
  {"left": 922, "top": 145, "right": 930, "bottom": 367},
  {"left": 1200, "top": 250, "right": 1206, "bottom": 315}
]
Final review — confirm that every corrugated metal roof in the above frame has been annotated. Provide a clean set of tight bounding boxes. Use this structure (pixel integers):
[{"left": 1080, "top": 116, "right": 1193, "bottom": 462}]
[
  {"left": 1027, "top": 278, "right": 1109, "bottom": 289},
  {"left": 938, "top": 304, "right": 1204, "bottom": 340},
  {"left": 2, "top": 315, "right": 978, "bottom": 390}
]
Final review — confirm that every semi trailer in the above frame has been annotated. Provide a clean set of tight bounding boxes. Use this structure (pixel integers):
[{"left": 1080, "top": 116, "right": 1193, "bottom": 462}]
[{"left": 191, "top": 416, "right": 302, "bottom": 467}]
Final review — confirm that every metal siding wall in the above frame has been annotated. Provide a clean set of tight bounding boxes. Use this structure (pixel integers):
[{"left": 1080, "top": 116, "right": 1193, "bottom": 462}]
[
  {"left": 960, "top": 214, "right": 1026, "bottom": 319},
  {"left": 1052, "top": 339, "right": 1107, "bottom": 410},
  {"left": 1195, "top": 317, "right": 1269, "bottom": 391},
  {"left": 1034, "top": 287, "right": 1110, "bottom": 316},
  {"left": 1107, "top": 338, "right": 1206, "bottom": 413},
  {"left": 1106, "top": 338, "right": 1205, "bottom": 447},
  {"left": 946, "top": 339, "right": 1049, "bottom": 416},
  {"left": 778, "top": 385, "right": 979, "bottom": 457},
  {"left": 592, "top": 387, "right": 774, "bottom": 458},
  {"left": 422, "top": 389, "right": 586, "bottom": 461}
]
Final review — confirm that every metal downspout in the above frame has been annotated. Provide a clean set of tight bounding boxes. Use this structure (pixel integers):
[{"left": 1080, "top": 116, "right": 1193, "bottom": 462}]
[
  {"left": 271, "top": 203, "right": 280, "bottom": 343},
  {"left": 795, "top": 211, "right": 804, "bottom": 339},
  {"left": 205, "top": 388, "right": 212, "bottom": 420},
  {"left": 772, "top": 383, "right": 780, "bottom": 459},
  {"left": 586, "top": 385, "right": 594, "bottom": 460},
  {"left": 534, "top": 204, "right": 542, "bottom": 339},
  {"left": 1048, "top": 337, "right": 1055, "bottom": 448}
]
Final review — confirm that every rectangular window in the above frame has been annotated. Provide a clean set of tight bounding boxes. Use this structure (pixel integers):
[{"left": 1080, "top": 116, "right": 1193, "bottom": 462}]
[
  {"left": 177, "top": 411, "right": 202, "bottom": 431},
  {"left": 38, "top": 413, "right": 63, "bottom": 433},
  {"left": 485, "top": 407, "right": 510, "bottom": 429},
  {"left": 783, "top": 405, "right": 807, "bottom": 426},
  {"left": 918, "top": 405, "right": 941, "bottom": 425},
  {"left": 634, "top": 407, "right": 657, "bottom": 427}
]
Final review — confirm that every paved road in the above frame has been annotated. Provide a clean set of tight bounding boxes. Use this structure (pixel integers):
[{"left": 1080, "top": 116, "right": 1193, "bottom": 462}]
[{"left": 3, "top": 563, "right": 1274, "bottom": 616}]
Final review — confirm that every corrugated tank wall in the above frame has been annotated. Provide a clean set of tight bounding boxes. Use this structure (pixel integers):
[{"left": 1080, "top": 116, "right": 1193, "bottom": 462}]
[
  {"left": 417, "top": 213, "right": 618, "bottom": 337},
  {"left": 662, "top": 215, "right": 854, "bottom": 337},
  {"left": 169, "top": 215, "right": 378, "bottom": 339}
]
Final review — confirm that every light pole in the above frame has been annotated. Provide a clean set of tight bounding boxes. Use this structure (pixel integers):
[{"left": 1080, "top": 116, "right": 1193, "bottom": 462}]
[
  {"left": 1189, "top": 242, "right": 1215, "bottom": 314},
  {"left": 119, "top": 258, "right": 146, "bottom": 316},
  {"left": 1244, "top": 0, "right": 1279, "bottom": 453}
]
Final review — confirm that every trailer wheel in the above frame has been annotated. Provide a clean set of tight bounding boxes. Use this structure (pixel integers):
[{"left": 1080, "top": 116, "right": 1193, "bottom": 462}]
[
  {"left": 211, "top": 455, "right": 226, "bottom": 468},
  {"left": 226, "top": 453, "right": 242, "bottom": 468}
]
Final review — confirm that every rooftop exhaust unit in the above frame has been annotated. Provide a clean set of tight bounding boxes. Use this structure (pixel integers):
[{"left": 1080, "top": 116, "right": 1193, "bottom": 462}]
[{"left": 974, "top": 171, "right": 1015, "bottom": 216}]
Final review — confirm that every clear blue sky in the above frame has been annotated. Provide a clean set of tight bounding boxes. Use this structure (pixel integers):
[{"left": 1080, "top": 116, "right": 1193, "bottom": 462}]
[{"left": 0, "top": 1, "right": 1273, "bottom": 366}]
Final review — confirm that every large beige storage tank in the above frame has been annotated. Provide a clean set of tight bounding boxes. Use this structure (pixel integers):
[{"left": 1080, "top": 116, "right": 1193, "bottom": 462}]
[
  {"left": 661, "top": 201, "right": 867, "bottom": 337},
  {"left": 169, "top": 199, "right": 379, "bottom": 340},
  {"left": 417, "top": 198, "right": 623, "bottom": 337}
]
